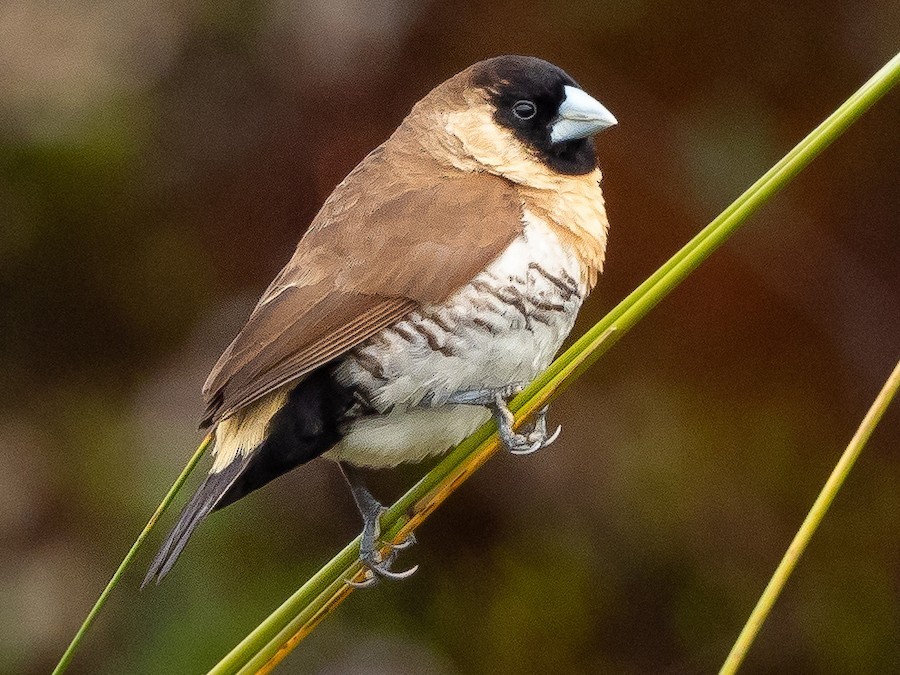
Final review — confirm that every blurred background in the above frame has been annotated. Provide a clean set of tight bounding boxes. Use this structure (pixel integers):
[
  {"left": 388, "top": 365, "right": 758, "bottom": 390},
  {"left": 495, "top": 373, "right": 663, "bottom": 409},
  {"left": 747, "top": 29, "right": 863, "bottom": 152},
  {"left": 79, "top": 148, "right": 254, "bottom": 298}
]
[{"left": 1, "top": 1, "right": 898, "bottom": 673}]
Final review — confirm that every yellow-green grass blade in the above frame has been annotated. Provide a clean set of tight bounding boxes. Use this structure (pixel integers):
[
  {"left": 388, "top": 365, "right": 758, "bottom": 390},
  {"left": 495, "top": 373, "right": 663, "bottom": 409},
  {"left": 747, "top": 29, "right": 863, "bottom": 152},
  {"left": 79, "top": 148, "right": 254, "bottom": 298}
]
[{"left": 720, "top": 360, "right": 900, "bottom": 674}]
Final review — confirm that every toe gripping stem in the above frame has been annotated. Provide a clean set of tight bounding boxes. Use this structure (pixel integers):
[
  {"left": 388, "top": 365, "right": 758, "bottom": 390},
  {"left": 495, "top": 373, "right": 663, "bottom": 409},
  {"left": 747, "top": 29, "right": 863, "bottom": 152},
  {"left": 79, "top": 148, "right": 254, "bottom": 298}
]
[
  {"left": 446, "top": 386, "right": 561, "bottom": 456},
  {"left": 340, "top": 463, "right": 418, "bottom": 588},
  {"left": 489, "top": 393, "right": 561, "bottom": 455}
]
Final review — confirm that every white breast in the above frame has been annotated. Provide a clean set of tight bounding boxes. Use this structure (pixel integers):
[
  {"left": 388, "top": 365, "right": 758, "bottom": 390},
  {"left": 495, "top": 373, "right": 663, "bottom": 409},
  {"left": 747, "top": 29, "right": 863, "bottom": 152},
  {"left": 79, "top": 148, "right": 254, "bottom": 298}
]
[{"left": 325, "top": 214, "right": 588, "bottom": 468}]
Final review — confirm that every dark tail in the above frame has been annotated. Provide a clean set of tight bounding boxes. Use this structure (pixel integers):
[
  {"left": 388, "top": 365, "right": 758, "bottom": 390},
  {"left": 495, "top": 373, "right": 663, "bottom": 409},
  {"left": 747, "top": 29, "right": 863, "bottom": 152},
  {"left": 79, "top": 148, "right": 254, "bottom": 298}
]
[
  {"left": 142, "top": 368, "right": 357, "bottom": 587},
  {"left": 141, "top": 457, "right": 249, "bottom": 587}
]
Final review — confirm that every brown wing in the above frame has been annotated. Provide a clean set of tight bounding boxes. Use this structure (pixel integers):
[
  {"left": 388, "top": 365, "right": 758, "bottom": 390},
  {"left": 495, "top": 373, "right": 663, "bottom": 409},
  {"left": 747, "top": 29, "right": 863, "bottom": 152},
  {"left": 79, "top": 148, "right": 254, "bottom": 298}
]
[{"left": 201, "top": 147, "right": 524, "bottom": 427}]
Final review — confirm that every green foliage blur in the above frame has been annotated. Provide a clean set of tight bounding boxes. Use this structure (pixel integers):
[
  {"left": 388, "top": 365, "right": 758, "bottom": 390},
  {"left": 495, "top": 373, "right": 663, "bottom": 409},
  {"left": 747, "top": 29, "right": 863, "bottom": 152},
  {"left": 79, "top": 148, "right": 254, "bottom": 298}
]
[{"left": 1, "top": 1, "right": 897, "bottom": 673}]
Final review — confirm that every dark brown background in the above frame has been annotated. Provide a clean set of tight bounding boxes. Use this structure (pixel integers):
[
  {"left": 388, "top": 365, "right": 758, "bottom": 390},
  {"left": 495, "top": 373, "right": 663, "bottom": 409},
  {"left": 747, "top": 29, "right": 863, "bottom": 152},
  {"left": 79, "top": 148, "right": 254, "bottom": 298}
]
[{"left": 1, "top": 1, "right": 898, "bottom": 672}]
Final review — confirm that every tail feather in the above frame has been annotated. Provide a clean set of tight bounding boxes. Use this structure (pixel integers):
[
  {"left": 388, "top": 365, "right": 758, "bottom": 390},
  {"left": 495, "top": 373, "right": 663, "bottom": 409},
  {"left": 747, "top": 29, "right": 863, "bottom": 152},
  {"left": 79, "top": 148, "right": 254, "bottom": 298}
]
[
  {"left": 141, "top": 457, "right": 248, "bottom": 587},
  {"left": 142, "top": 368, "right": 356, "bottom": 587}
]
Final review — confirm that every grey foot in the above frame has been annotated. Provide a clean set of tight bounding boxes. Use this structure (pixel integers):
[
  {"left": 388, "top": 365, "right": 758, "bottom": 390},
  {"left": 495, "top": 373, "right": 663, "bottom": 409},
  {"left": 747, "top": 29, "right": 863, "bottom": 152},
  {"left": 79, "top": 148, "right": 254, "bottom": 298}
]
[
  {"left": 489, "top": 394, "right": 561, "bottom": 455},
  {"left": 340, "top": 463, "right": 418, "bottom": 589},
  {"left": 447, "top": 387, "right": 562, "bottom": 455},
  {"left": 348, "top": 508, "right": 418, "bottom": 589}
]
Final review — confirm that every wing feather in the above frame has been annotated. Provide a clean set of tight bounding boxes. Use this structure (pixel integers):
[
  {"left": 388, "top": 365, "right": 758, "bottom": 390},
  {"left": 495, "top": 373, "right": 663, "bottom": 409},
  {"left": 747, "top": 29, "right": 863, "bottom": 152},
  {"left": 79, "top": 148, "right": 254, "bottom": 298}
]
[{"left": 201, "top": 144, "right": 523, "bottom": 427}]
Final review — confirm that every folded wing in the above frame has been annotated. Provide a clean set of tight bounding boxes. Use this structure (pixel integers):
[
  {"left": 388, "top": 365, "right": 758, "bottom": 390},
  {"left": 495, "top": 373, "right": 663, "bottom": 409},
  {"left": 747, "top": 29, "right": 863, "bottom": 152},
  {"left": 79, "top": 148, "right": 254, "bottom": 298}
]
[{"left": 201, "top": 147, "right": 525, "bottom": 427}]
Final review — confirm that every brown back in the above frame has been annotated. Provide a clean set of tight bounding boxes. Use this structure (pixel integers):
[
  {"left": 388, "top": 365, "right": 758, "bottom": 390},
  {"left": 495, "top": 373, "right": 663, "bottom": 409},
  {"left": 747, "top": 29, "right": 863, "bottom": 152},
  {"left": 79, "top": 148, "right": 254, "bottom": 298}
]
[{"left": 201, "top": 140, "right": 525, "bottom": 427}]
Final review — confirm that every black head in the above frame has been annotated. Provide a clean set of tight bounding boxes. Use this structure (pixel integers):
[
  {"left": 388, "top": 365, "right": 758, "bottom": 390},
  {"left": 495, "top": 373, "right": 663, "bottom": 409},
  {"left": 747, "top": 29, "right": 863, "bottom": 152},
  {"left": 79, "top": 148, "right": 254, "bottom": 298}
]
[{"left": 472, "top": 56, "right": 614, "bottom": 176}]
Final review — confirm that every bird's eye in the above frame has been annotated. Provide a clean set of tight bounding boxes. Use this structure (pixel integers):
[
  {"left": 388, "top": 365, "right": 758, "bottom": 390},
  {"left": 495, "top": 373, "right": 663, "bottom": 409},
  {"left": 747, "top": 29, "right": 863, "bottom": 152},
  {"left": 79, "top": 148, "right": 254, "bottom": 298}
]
[{"left": 512, "top": 100, "right": 537, "bottom": 120}]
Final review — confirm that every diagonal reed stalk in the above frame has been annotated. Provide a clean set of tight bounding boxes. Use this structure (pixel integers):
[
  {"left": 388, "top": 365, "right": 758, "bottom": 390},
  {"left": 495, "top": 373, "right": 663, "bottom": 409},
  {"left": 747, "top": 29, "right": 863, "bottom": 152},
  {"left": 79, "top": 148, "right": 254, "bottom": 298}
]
[
  {"left": 720, "top": 359, "right": 900, "bottom": 674},
  {"left": 53, "top": 51, "right": 898, "bottom": 675},
  {"left": 52, "top": 434, "right": 212, "bottom": 675},
  {"left": 208, "top": 53, "right": 900, "bottom": 675}
]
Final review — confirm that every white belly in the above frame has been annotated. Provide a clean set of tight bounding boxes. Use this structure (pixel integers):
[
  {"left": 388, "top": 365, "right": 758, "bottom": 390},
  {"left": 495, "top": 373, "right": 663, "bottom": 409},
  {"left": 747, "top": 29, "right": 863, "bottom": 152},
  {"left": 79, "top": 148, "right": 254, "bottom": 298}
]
[{"left": 325, "top": 216, "right": 587, "bottom": 468}]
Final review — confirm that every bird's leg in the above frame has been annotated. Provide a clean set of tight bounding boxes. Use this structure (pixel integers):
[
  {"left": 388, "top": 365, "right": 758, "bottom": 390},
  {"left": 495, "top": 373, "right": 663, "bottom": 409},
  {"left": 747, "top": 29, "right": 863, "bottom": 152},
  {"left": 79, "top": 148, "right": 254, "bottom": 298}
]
[
  {"left": 339, "top": 462, "right": 418, "bottom": 588},
  {"left": 446, "top": 386, "right": 561, "bottom": 455}
]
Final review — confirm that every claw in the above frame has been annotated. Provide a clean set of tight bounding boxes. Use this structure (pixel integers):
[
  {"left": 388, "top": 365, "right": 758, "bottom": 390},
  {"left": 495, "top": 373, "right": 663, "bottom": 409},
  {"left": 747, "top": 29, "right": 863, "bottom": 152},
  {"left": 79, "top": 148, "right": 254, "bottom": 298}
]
[
  {"left": 509, "top": 424, "right": 561, "bottom": 455},
  {"left": 346, "top": 556, "right": 420, "bottom": 588},
  {"left": 347, "top": 547, "right": 419, "bottom": 588},
  {"left": 364, "top": 541, "right": 419, "bottom": 580},
  {"left": 348, "top": 549, "right": 419, "bottom": 588},
  {"left": 490, "top": 396, "right": 561, "bottom": 456},
  {"left": 370, "top": 561, "right": 420, "bottom": 580},
  {"left": 544, "top": 424, "right": 562, "bottom": 445},
  {"left": 509, "top": 437, "right": 543, "bottom": 455},
  {"left": 524, "top": 413, "right": 561, "bottom": 444},
  {"left": 389, "top": 532, "right": 417, "bottom": 551}
]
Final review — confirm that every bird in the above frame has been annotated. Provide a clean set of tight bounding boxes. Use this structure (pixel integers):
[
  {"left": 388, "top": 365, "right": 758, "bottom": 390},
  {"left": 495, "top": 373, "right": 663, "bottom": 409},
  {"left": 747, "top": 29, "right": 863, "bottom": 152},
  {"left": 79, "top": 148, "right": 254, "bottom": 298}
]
[{"left": 143, "top": 55, "right": 616, "bottom": 588}]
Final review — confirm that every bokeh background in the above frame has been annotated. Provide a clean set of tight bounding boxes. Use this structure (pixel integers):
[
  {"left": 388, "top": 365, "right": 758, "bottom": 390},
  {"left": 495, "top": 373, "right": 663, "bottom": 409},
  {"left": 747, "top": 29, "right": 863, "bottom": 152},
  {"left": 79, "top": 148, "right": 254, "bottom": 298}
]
[{"left": 1, "top": 1, "right": 898, "bottom": 673}]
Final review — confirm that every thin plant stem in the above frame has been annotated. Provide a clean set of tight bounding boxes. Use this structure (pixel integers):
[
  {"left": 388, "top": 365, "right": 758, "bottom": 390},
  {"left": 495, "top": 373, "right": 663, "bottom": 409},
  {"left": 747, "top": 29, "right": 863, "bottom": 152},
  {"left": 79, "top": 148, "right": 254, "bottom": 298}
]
[
  {"left": 208, "top": 52, "right": 900, "bottom": 675},
  {"left": 720, "top": 359, "right": 900, "bottom": 675},
  {"left": 51, "top": 434, "right": 212, "bottom": 675}
]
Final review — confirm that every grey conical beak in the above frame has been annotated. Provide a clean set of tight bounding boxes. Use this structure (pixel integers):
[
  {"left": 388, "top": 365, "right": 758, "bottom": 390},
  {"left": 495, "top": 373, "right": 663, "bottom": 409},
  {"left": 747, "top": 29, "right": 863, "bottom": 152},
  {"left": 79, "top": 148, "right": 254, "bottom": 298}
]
[{"left": 550, "top": 85, "right": 617, "bottom": 144}]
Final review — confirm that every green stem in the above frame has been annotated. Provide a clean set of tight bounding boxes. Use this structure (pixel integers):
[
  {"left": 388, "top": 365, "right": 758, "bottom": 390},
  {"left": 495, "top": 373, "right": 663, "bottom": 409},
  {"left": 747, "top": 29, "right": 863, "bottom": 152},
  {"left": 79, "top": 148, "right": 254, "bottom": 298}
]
[
  {"left": 52, "top": 435, "right": 212, "bottom": 675},
  {"left": 720, "top": 360, "right": 900, "bottom": 675},
  {"left": 208, "top": 51, "right": 900, "bottom": 675}
]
